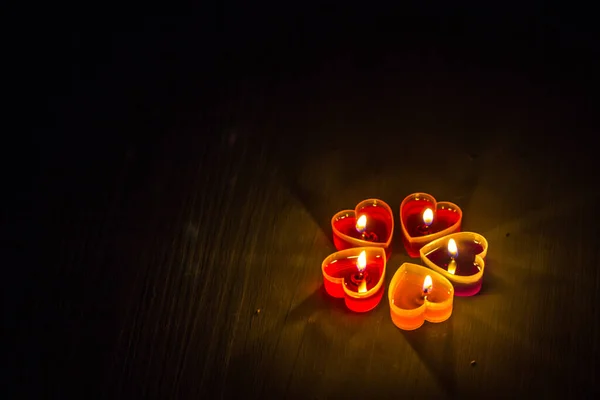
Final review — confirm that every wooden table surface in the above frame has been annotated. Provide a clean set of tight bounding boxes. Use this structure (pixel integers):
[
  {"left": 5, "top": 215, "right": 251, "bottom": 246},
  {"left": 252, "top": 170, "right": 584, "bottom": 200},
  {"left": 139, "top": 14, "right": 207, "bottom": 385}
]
[{"left": 7, "top": 7, "right": 599, "bottom": 399}]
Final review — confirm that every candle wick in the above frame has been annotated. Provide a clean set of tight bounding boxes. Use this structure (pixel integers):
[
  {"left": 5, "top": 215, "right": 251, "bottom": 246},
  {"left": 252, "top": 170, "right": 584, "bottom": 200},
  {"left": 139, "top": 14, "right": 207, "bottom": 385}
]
[
  {"left": 361, "top": 231, "right": 378, "bottom": 242},
  {"left": 352, "top": 271, "right": 370, "bottom": 287},
  {"left": 422, "top": 288, "right": 431, "bottom": 300}
]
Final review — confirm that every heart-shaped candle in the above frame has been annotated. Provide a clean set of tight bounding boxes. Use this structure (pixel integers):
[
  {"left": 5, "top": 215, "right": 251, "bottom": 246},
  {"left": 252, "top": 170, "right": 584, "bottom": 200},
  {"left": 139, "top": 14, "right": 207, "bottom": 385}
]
[
  {"left": 321, "top": 247, "right": 387, "bottom": 312},
  {"left": 400, "top": 193, "right": 462, "bottom": 257},
  {"left": 388, "top": 263, "right": 454, "bottom": 330},
  {"left": 331, "top": 199, "right": 394, "bottom": 259},
  {"left": 420, "top": 231, "right": 488, "bottom": 296}
]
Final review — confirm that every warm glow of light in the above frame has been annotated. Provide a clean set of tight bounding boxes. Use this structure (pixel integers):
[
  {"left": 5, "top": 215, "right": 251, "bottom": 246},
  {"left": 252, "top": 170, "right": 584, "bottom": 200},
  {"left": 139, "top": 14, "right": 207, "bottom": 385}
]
[
  {"left": 356, "top": 250, "right": 367, "bottom": 273},
  {"left": 448, "top": 260, "right": 457, "bottom": 275},
  {"left": 356, "top": 215, "right": 367, "bottom": 232},
  {"left": 423, "top": 275, "right": 433, "bottom": 294},
  {"left": 423, "top": 208, "right": 433, "bottom": 226},
  {"left": 447, "top": 238, "right": 458, "bottom": 258},
  {"left": 358, "top": 280, "right": 367, "bottom": 293}
]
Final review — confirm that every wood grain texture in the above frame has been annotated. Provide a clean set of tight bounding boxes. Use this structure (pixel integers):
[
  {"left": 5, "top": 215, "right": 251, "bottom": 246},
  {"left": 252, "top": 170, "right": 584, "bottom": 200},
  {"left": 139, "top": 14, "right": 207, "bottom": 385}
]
[
  {"left": 89, "top": 105, "right": 600, "bottom": 398},
  {"left": 7, "top": 8, "right": 600, "bottom": 400}
]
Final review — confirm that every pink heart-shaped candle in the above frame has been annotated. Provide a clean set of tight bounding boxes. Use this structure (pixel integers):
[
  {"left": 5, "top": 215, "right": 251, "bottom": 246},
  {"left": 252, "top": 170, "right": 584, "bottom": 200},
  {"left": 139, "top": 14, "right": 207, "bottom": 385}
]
[
  {"left": 331, "top": 199, "right": 394, "bottom": 259},
  {"left": 400, "top": 193, "right": 462, "bottom": 257},
  {"left": 321, "top": 247, "right": 387, "bottom": 312},
  {"left": 420, "top": 232, "right": 488, "bottom": 296}
]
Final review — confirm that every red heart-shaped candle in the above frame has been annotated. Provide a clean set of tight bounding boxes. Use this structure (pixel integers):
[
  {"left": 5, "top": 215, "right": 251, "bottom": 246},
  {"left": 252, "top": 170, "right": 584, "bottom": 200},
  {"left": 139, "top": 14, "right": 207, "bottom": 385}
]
[
  {"left": 331, "top": 199, "right": 394, "bottom": 259},
  {"left": 400, "top": 193, "right": 462, "bottom": 257},
  {"left": 321, "top": 247, "right": 387, "bottom": 312},
  {"left": 420, "top": 232, "right": 488, "bottom": 296}
]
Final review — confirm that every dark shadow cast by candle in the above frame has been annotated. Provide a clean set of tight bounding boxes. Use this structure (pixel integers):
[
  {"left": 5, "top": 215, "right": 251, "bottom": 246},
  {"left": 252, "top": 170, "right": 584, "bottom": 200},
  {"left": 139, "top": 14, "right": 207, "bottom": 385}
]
[
  {"left": 446, "top": 152, "right": 481, "bottom": 220},
  {"left": 223, "top": 285, "right": 371, "bottom": 398},
  {"left": 280, "top": 173, "right": 336, "bottom": 244},
  {"left": 391, "top": 226, "right": 410, "bottom": 259},
  {"left": 287, "top": 285, "right": 353, "bottom": 320},
  {"left": 268, "top": 133, "right": 338, "bottom": 244},
  {"left": 401, "top": 318, "right": 457, "bottom": 397},
  {"left": 273, "top": 138, "right": 389, "bottom": 246},
  {"left": 476, "top": 258, "right": 507, "bottom": 296}
]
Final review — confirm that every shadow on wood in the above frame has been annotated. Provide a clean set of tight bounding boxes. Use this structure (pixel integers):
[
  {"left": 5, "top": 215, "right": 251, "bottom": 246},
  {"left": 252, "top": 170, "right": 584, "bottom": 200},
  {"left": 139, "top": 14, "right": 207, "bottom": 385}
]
[
  {"left": 280, "top": 173, "right": 336, "bottom": 246},
  {"left": 288, "top": 285, "right": 351, "bottom": 320},
  {"left": 476, "top": 258, "right": 508, "bottom": 296},
  {"left": 223, "top": 285, "right": 373, "bottom": 398},
  {"left": 400, "top": 318, "right": 457, "bottom": 397}
]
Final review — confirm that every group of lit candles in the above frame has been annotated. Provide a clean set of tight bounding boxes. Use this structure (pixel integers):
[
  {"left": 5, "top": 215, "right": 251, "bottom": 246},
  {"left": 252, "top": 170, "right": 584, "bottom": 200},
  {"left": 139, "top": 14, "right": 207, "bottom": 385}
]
[{"left": 321, "top": 193, "right": 488, "bottom": 330}]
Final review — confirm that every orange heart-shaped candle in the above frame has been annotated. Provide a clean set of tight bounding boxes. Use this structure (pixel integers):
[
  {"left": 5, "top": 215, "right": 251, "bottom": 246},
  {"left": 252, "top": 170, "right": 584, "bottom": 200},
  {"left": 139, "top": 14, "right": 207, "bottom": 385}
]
[{"left": 388, "top": 263, "right": 454, "bottom": 330}]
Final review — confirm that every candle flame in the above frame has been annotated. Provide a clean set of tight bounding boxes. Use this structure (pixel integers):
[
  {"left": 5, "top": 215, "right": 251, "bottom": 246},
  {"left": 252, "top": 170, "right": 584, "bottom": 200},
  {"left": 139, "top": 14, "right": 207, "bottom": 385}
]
[
  {"left": 448, "top": 238, "right": 458, "bottom": 258},
  {"left": 356, "top": 215, "right": 367, "bottom": 232},
  {"left": 423, "top": 275, "right": 433, "bottom": 295},
  {"left": 423, "top": 208, "right": 433, "bottom": 226},
  {"left": 357, "top": 250, "right": 367, "bottom": 273}
]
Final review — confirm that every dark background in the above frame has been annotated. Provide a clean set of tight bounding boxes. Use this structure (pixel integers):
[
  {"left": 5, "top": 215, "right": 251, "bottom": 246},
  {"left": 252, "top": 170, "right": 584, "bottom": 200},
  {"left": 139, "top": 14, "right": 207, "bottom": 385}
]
[{"left": 5, "top": 2, "right": 600, "bottom": 399}]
